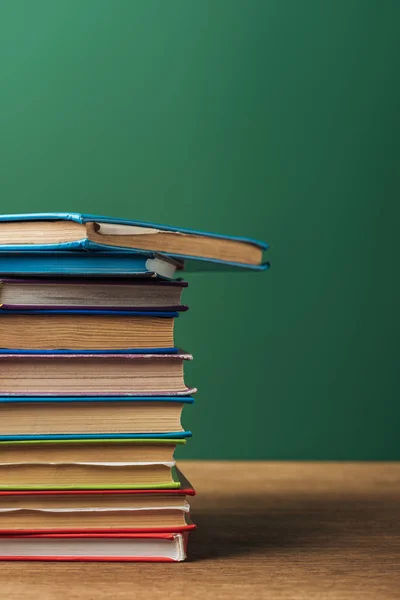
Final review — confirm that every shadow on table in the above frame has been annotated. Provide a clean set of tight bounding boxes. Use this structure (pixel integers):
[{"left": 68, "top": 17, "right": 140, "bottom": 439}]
[{"left": 189, "top": 493, "right": 398, "bottom": 561}]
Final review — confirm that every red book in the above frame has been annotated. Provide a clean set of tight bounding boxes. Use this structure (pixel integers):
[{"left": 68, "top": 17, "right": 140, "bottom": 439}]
[{"left": 0, "top": 532, "right": 191, "bottom": 562}]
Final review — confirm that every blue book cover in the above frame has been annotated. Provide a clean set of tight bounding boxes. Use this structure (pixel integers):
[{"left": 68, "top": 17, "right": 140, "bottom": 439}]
[{"left": 0, "top": 212, "right": 269, "bottom": 271}]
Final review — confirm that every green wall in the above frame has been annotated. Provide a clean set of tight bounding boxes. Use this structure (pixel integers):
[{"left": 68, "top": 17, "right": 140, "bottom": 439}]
[{"left": 1, "top": 1, "right": 399, "bottom": 459}]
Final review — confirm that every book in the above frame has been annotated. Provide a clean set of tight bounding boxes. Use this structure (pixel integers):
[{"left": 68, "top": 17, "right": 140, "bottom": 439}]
[
  {"left": 0, "top": 462, "right": 181, "bottom": 491},
  {"left": 0, "top": 532, "right": 192, "bottom": 561},
  {"left": 0, "top": 352, "right": 195, "bottom": 396},
  {"left": 0, "top": 310, "right": 178, "bottom": 351},
  {"left": 0, "top": 438, "right": 186, "bottom": 464},
  {"left": 0, "top": 213, "right": 269, "bottom": 269},
  {"left": 0, "top": 502, "right": 192, "bottom": 531},
  {"left": 0, "top": 278, "right": 188, "bottom": 311},
  {"left": 0, "top": 252, "right": 180, "bottom": 278},
  {"left": 0, "top": 397, "right": 193, "bottom": 436}
]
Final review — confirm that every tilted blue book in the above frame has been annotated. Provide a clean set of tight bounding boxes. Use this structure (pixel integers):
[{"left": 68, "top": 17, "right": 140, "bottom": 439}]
[
  {"left": 0, "top": 212, "right": 269, "bottom": 271},
  {"left": 0, "top": 396, "right": 194, "bottom": 441},
  {"left": 0, "top": 251, "right": 179, "bottom": 278}
]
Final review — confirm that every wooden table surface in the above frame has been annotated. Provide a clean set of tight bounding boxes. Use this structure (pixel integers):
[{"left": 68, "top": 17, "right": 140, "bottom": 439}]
[{"left": 1, "top": 461, "right": 400, "bottom": 599}]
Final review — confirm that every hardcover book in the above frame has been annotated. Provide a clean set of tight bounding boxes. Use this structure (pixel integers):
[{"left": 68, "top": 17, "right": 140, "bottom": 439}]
[
  {"left": 0, "top": 397, "right": 194, "bottom": 438},
  {"left": 0, "top": 310, "right": 179, "bottom": 352},
  {"left": 0, "top": 352, "right": 195, "bottom": 397},
  {"left": 0, "top": 532, "right": 192, "bottom": 561},
  {"left": 0, "top": 252, "right": 180, "bottom": 278},
  {"left": 0, "top": 461, "right": 182, "bottom": 491},
  {"left": 0, "top": 278, "right": 188, "bottom": 311},
  {"left": 0, "top": 213, "right": 269, "bottom": 270},
  {"left": 0, "top": 438, "right": 187, "bottom": 462},
  {"left": 0, "top": 508, "right": 194, "bottom": 533}
]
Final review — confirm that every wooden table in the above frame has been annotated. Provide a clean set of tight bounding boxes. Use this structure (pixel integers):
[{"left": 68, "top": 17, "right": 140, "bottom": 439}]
[{"left": 1, "top": 462, "right": 400, "bottom": 599}]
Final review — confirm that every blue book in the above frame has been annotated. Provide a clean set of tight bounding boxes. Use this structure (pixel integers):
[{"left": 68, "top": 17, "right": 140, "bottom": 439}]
[
  {"left": 0, "top": 309, "right": 179, "bottom": 354},
  {"left": 0, "top": 251, "right": 179, "bottom": 278},
  {"left": 0, "top": 396, "right": 193, "bottom": 441},
  {"left": 0, "top": 212, "right": 269, "bottom": 270}
]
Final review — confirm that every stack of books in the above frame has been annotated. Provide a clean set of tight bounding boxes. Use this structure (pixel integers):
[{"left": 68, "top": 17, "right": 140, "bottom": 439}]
[{"left": 0, "top": 213, "right": 268, "bottom": 562}]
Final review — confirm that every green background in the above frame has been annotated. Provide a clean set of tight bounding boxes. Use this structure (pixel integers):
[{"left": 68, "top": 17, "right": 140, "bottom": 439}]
[{"left": 0, "top": 1, "right": 399, "bottom": 459}]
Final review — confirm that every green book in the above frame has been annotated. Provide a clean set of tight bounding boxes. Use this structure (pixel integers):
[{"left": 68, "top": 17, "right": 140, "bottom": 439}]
[{"left": 0, "top": 440, "right": 185, "bottom": 490}]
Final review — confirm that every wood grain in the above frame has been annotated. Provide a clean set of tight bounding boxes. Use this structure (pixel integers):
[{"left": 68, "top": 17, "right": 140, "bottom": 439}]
[{"left": 1, "top": 461, "right": 400, "bottom": 599}]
